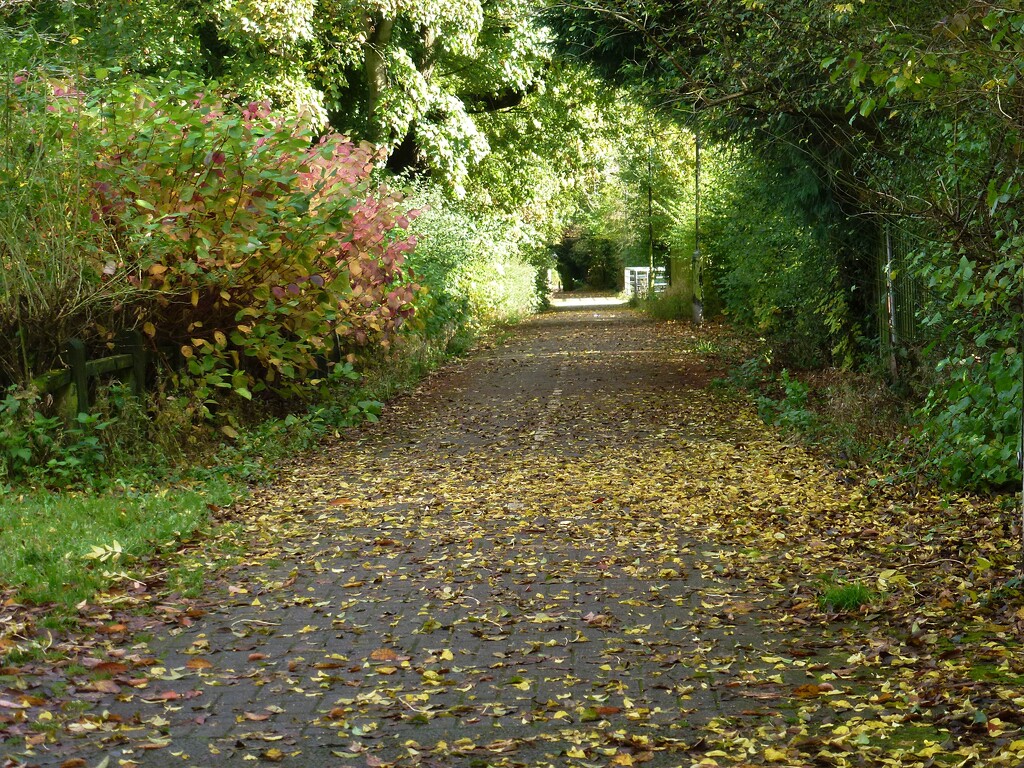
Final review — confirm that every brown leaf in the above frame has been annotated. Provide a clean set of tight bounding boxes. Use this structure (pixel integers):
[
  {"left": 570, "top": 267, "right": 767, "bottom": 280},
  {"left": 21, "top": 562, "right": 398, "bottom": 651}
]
[
  {"left": 244, "top": 711, "right": 271, "bottom": 721},
  {"left": 793, "top": 683, "right": 833, "bottom": 698},
  {"left": 60, "top": 760, "right": 87, "bottom": 768},
  {"left": 136, "top": 740, "right": 170, "bottom": 750},
  {"left": 186, "top": 657, "right": 214, "bottom": 670},
  {"left": 86, "top": 679, "right": 121, "bottom": 694},
  {"left": 370, "top": 648, "right": 399, "bottom": 662}
]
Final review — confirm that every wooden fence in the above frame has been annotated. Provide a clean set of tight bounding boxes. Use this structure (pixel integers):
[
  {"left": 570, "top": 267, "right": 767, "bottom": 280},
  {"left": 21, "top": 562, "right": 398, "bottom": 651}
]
[
  {"left": 33, "top": 331, "right": 147, "bottom": 417},
  {"left": 30, "top": 329, "right": 346, "bottom": 418}
]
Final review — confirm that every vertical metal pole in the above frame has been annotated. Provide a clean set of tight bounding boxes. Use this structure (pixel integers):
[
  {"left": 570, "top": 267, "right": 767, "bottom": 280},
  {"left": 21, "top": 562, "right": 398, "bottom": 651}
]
[
  {"left": 885, "top": 225, "right": 899, "bottom": 380},
  {"left": 648, "top": 145, "right": 655, "bottom": 280}
]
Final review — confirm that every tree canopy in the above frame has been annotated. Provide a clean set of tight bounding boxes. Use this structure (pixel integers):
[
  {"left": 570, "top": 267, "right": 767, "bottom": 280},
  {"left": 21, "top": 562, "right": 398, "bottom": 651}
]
[{"left": 1, "top": 0, "right": 1020, "bottom": 490}]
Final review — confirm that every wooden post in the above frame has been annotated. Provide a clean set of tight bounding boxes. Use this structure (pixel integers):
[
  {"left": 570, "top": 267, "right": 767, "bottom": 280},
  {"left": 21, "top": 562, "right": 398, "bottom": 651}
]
[
  {"left": 117, "top": 330, "right": 147, "bottom": 399},
  {"left": 64, "top": 339, "right": 89, "bottom": 415}
]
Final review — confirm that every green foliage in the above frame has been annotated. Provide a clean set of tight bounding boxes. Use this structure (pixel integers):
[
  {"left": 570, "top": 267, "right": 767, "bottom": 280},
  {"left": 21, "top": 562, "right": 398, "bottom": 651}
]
[
  {"left": 0, "top": 479, "right": 234, "bottom": 607},
  {"left": 834, "top": 7, "right": 1024, "bottom": 490},
  {"left": 0, "top": 388, "right": 115, "bottom": 487},
  {"left": 404, "top": 185, "right": 542, "bottom": 346},
  {"left": 915, "top": 342, "right": 1022, "bottom": 490},
  {"left": 757, "top": 370, "right": 817, "bottom": 435},
  {"left": 699, "top": 146, "right": 856, "bottom": 370}
]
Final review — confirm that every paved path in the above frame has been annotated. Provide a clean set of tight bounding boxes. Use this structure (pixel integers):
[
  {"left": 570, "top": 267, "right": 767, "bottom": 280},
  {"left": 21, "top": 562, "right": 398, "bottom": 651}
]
[{"left": 9, "top": 305, "right": 823, "bottom": 767}]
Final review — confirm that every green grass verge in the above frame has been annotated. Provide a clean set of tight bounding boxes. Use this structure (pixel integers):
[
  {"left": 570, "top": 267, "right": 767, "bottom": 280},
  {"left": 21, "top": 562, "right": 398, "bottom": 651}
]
[{"left": 0, "top": 478, "right": 235, "bottom": 607}]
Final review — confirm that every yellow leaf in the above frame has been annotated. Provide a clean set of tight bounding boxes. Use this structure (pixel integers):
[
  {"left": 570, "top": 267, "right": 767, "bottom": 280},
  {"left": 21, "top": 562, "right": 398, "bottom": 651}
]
[
  {"left": 763, "top": 747, "right": 788, "bottom": 762},
  {"left": 143, "top": 321, "right": 156, "bottom": 337},
  {"left": 566, "top": 747, "right": 587, "bottom": 759},
  {"left": 439, "top": 649, "right": 454, "bottom": 661},
  {"left": 191, "top": 289, "right": 199, "bottom": 307},
  {"left": 611, "top": 753, "right": 635, "bottom": 766}
]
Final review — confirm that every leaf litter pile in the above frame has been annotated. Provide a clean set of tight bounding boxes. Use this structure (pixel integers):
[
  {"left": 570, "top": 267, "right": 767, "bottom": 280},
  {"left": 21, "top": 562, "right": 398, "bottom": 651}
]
[{"left": 3, "top": 305, "right": 1024, "bottom": 768}]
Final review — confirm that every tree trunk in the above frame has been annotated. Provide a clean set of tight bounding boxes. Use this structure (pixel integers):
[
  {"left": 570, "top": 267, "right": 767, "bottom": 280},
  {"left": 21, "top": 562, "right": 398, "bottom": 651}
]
[{"left": 365, "top": 14, "right": 396, "bottom": 145}]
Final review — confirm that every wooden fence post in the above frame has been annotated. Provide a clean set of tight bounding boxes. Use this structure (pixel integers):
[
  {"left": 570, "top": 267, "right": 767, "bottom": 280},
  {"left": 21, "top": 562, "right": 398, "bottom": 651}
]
[
  {"left": 117, "top": 330, "right": 147, "bottom": 399},
  {"left": 64, "top": 339, "right": 89, "bottom": 415}
]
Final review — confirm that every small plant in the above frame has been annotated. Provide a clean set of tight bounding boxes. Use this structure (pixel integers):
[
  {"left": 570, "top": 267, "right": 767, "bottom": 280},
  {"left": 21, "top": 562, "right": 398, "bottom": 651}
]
[
  {"left": 694, "top": 338, "right": 718, "bottom": 355},
  {"left": 727, "top": 354, "right": 770, "bottom": 390},
  {"left": 818, "top": 577, "right": 875, "bottom": 613},
  {"left": 757, "top": 369, "right": 817, "bottom": 433}
]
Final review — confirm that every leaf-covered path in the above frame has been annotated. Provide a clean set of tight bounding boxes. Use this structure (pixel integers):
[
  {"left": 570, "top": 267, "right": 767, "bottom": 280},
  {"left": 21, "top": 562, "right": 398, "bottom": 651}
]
[{"left": 6, "top": 304, "right": 1024, "bottom": 767}]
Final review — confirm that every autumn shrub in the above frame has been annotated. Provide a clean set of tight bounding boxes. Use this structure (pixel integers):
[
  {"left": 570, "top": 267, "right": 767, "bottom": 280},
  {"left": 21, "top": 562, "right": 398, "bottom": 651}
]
[{"left": 85, "top": 78, "right": 418, "bottom": 416}]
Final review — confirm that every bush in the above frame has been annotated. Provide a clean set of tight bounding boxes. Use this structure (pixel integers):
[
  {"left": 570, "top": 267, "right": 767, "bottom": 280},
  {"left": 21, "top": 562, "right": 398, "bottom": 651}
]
[
  {"left": 693, "top": 146, "right": 856, "bottom": 370},
  {"left": 914, "top": 342, "right": 1022, "bottom": 489},
  {"left": 87, "top": 79, "right": 418, "bottom": 411},
  {"left": 404, "top": 185, "right": 542, "bottom": 346},
  {"left": 640, "top": 289, "right": 691, "bottom": 321}
]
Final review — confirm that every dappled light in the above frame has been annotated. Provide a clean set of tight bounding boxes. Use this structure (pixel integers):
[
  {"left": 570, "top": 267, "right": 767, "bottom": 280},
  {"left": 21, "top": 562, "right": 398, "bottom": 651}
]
[{"left": 548, "top": 292, "right": 630, "bottom": 310}]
